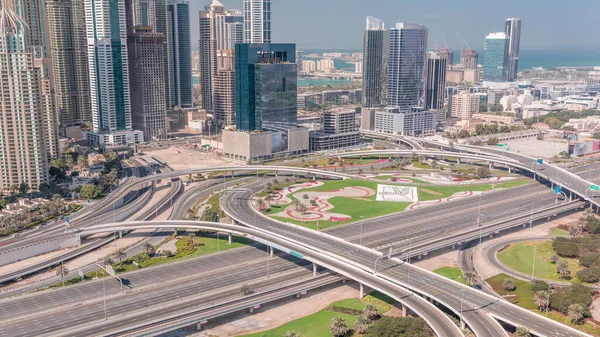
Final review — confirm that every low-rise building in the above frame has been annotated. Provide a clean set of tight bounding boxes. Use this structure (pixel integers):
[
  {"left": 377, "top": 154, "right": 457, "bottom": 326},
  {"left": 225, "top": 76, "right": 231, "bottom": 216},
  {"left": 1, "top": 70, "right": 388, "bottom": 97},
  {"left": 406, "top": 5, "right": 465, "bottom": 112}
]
[
  {"left": 373, "top": 107, "right": 437, "bottom": 136},
  {"left": 222, "top": 128, "right": 309, "bottom": 162},
  {"left": 471, "top": 113, "right": 516, "bottom": 125},
  {"left": 309, "top": 108, "right": 360, "bottom": 151}
]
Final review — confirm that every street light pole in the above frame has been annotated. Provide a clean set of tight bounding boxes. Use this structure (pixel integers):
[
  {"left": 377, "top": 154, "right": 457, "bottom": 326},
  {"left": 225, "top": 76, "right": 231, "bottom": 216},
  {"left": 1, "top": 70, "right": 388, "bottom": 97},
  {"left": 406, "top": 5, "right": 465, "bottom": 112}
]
[
  {"left": 530, "top": 201, "right": 534, "bottom": 229},
  {"left": 477, "top": 193, "right": 483, "bottom": 245},
  {"left": 102, "top": 275, "right": 107, "bottom": 320},
  {"left": 459, "top": 289, "right": 465, "bottom": 329},
  {"left": 531, "top": 245, "right": 537, "bottom": 281}
]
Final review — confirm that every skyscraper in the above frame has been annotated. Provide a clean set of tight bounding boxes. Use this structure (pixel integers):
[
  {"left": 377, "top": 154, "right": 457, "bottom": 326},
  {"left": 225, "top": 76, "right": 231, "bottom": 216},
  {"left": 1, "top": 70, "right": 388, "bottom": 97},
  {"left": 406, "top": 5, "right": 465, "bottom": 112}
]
[
  {"left": 214, "top": 50, "right": 236, "bottom": 126},
  {"left": 243, "top": 0, "right": 270, "bottom": 43},
  {"left": 437, "top": 47, "right": 454, "bottom": 65},
  {"left": 387, "top": 23, "right": 428, "bottom": 110},
  {"left": 424, "top": 51, "right": 447, "bottom": 111},
  {"left": 483, "top": 32, "right": 509, "bottom": 82},
  {"left": 0, "top": 3, "right": 49, "bottom": 190},
  {"left": 11, "top": 0, "right": 58, "bottom": 159},
  {"left": 505, "top": 18, "right": 521, "bottom": 82},
  {"left": 461, "top": 48, "right": 478, "bottom": 69},
  {"left": 166, "top": 0, "right": 192, "bottom": 108},
  {"left": 235, "top": 43, "right": 297, "bottom": 132},
  {"left": 46, "top": 0, "right": 92, "bottom": 130},
  {"left": 84, "top": 0, "right": 143, "bottom": 146},
  {"left": 198, "top": 0, "right": 224, "bottom": 112},
  {"left": 361, "top": 16, "right": 386, "bottom": 108}
]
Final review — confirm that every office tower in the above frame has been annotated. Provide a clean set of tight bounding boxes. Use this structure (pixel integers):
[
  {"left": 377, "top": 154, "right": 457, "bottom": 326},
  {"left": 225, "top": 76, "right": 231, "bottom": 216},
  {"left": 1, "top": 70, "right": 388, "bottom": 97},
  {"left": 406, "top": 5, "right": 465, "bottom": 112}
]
[
  {"left": 424, "top": 51, "right": 447, "bottom": 110},
  {"left": 127, "top": 26, "right": 167, "bottom": 140},
  {"left": 450, "top": 90, "right": 480, "bottom": 119},
  {"left": 387, "top": 22, "right": 428, "bottom": 110},
  {"left": 46, "top": 0, "right": 92, "bottom": 131},
  {"left": 505, "top": 18, "right": 521, "bottom": 82},
  {"left": 166, "top": 0, "right": 192, "bottom": 108},
  {"left": 0, "top": 3, "right": 49, "bottom": 190},
  {"left": 361, "top": 16, "right": 386, "bottom": 108},
  {"left": 216, "top": 9, "right": 243, "bottom": 50},
  {"left": 483, "top": 32, "right": 509, "bottom": 82},
  {"left": 461, "top": 48, "right": 478, "bottom": 69},
  {"left": 214, "top": 50, "right": 236, "bottom": 126},
  {"left": 11, "top": 0, "right": 58, "bottom": 159},
  {"left": 84, "top": 0, "right": 143, "bottom": 146},
  {"left": 243, "top": 0, "right": 270, "bottom": 43},
  {"left": 437, "top": 47, "right": 454, "bottom": 65},
  {"left": 235, "top": 43, "right": 297, "bottom": 131}
]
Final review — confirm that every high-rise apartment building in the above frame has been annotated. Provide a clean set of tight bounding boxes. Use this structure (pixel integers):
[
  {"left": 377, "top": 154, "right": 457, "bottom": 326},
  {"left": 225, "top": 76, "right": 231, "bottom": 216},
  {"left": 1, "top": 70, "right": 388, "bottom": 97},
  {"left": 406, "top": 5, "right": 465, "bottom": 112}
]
[
  {"left": 46, "top": 0, "right": 92, "bottom": 131},
  {"left": 461, "top": 48, "right": 478, "bottom": 70},
  {"left": 166, "top": 0, "right": 192, "bottom": 108},
  {"left": 387, "top": 23, "right": 428, "bottom": 110},
  {"left": 301, "top": 60, "right": 316, "bottom": 73},
  {"left": 437, "top": 47, "right": 454, "bottom": 65},
  {"left": 11, "top": 0, "right": 58, "bottom": 159},
  {"left": 0, "top": 4, "right": 49, "bottom": 190},
  {"left": 424, "top": 51, "right": 447, "bottom": 111},
  {"left": 127, "top": 26, "right": 167, "bottom": 141},
  {"left": 450, "top": 90, "right": 480, "bottom": 119},
  {"left": 505, "top": 18, "right": 521, "bottom": 82},
  {"left": 235, "top": 43, "right": 297, "bottom": 131},
  {"left": 317, "top": 59, "right": 335, "bottom": 72},
  {"left": 243, "top": 0, "right": 270, "bottom": 43},
  {"left": 84, "top": 0, "right": 143, "bottom": 146},
  {"left": 483, "top": 32, "right": 509, "bottom": 82},
  {"left": 214, "top": 50, "right": 236, "bottom": 127},
  {"left": 361, "top": 16, "right": 386, "bottom": 108}
]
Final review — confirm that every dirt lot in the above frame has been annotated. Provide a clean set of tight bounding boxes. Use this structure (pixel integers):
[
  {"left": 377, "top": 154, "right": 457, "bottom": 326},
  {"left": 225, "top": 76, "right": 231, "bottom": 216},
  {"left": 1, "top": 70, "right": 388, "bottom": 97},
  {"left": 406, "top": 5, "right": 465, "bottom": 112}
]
[{"left": 148, "top": 148, "right": 238, "bottom": 171}]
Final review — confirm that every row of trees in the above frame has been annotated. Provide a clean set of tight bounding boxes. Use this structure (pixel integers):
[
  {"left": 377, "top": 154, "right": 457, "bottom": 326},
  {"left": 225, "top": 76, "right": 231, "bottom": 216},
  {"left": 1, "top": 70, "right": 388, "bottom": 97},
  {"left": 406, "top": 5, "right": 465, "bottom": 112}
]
[
  {"left": 523, "top": 109, "right": 600, "bottom": 129},
  {"left": 0, "top": 195, "right": 70, "bottom": 236}
]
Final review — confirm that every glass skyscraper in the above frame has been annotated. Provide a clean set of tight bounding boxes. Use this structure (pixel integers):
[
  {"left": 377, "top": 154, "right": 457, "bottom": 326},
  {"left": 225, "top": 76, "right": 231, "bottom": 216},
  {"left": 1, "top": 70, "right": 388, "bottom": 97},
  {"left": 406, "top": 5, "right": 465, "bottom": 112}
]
[
  {"left": 424, "top": 51, "right": 447, "bottom": 111},
  {"left": 167, "top": 0, "right": 192, "bottom": 108},
  {"left": 387, "top": 23, "right": 428, "bottom": 110},
  {"left": 235, "top": 43, "right": 297, "bottom": 132},
  {"left": 362, "top": 16, "right": 387, "bottom": 108},
  {"left": 505, "top": 18, "right": 522, "bottom": 82},
  {"left": 483, "top": 32, "right": 509, "bottom": 82}
]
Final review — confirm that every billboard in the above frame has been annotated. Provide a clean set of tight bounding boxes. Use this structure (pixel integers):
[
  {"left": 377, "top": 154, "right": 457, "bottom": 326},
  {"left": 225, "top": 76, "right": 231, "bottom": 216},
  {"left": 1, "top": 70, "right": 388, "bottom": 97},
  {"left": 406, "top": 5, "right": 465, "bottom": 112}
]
[
  {"left": 570, "top": 141, "right": 600, "bottom": 156},
  {"left": 272, "top": 130, "right": 289, "bottom": 153}
]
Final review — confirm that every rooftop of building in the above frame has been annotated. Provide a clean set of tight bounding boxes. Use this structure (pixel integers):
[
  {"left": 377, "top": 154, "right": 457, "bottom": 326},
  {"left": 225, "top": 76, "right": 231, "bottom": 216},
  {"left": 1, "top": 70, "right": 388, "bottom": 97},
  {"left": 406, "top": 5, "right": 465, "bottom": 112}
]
[{"left": 486, "top": 32, "right": 508, "bottom": 39}]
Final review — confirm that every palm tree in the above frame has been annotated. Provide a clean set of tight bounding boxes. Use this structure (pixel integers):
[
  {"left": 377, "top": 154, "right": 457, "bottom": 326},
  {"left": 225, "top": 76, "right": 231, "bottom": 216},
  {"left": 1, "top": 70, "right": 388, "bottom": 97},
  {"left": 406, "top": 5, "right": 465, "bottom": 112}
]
[
  {"left": 357, "top": 169, "right": 364, "bottom": 175},
  {"left": 363, "top": 304, "right": 378, "bottom": 320},
  {"left": 103, "top": 256, "right": 114, "bottom": 266},
  {"left": 329, "top": 316, "right": 348, "bottom": 337},
  {"left": 273, "top": 178, "right": 279, "bottom": 186},
  {"left": 514, "top": 326, "right": 531, "bottom": 337},
  {"left": 534, "top": 291, "right": 550, "bottom": 313},
  {"left": 241, "top": 284, "right": 252, "bottom": 296},
  {"left": 353, "top": 314, "right": 370, "bottom": 334},
  {"left": 569, "top": 225, "right": 580, "bottom": 237},
  {"left": 256, "top": 198, "right": 267, "bottom": 212},
  {"left": 264, "top": 194, "right": 273, "bottom": 207},
  {"left": 283, "top": 331, "right": 300, "bottom": 337},
  {"left": 550, "top": 255, "right": 559, "bottom": 264},
  {"left": 284, "top": 177, "right": 291, "bottom": 187},
  {"left": 293, "top": 199, "right": 301, "bottom": 211},
  {"left": 115, "top": 249, "right": 126, "bottom": 263},
  {"left": 556, "top": 260, "right": 571, "bottom": 279},
  {"left": 55, "top": 262, "right": 69, "bottom": 287},
  {"left": 502, "top": 278, "right": 516, "bottom": 291},
  {"left": 143, "top": 242, "right": 155, "bottom": 255},
  {"left": 464, "top": 271, "right": 479, "bottom": 286},
  {"left": 568, "top": 303, "right": 585, "bottom": 325}
]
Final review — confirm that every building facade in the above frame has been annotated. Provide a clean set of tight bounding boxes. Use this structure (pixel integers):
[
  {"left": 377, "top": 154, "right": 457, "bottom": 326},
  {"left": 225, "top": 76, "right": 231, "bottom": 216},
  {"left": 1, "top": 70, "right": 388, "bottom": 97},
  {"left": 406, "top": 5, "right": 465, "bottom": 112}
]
[
  {"left": 450, "top": 90, "right": 480, "bottom": 120},
  {"left": 127, "top": 27, "right": 167, "bottom": 141},
  {"left": 387, "top": 23, "right": 428, "bottom": 110},
  {"left": 505, "top": 18, "right": 521, "bottom": 82},
  {"left": 374, "top": 107, "right": 436, "bottom": 136},
  {"left": 243, "top": 0, "right": 270, "bottom": 43},
  {"left": 235, "top": 43, "right": 297, "bottom": 132},
  {"left": 0, "top": 4, "right": 49, "bottom": 190},
  {"left": 483, "top": 32, "right": 509, "bottom": 82},
  {"left": 166, "top": 0, "right": 191, "bottom": 108},
  {"left": 361, "top": 16, "right": 386, "bottom": 108},
  {"left": 461, "top": 48, "right": 478, "bottom": 70},
  {"left": 46, "top": 0, "right": 91, "bottom": 132},
  {"left": 214, "top": 50, "right": 236, "bottom": 126},
  {"left": 424, "top": 51, "right": 447, "bottom": 111}
]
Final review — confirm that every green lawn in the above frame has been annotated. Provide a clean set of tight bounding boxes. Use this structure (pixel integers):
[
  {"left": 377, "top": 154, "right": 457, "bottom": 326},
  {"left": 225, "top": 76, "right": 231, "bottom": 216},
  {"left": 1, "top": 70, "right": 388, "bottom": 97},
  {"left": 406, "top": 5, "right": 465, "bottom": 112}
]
[
  {"left": 497, "top": 241, "right": 584, "bottom": 283},
  {"left": 549, "top": 227, "right": 569, "bottom": 236},
  {"left": 240, "top": 291, "right": 397, "bottom": 337},
  {"left": 486, "top": 274, "right": 600, "bottom": 336},
  {"left": 433, "top": 267, "right": 468, "bottom": 285},
  {"left": 412, "top": 161, "right": 432, "bottom": 169},
  {"left": 372, "top": 175, "right": 429, "bottom": 184},
  {"left": 418, "top": 180, "right": 529, "bottom": 201}
]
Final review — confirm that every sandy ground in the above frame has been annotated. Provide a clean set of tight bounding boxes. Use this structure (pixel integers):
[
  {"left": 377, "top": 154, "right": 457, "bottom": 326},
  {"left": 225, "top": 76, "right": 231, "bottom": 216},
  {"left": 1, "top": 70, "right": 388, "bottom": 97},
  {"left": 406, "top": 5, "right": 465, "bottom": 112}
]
[
  {"left": 474, "top": 211, "right": 582, "bottom": 280},
  {"left": 147, "top": 148, "right": 238, "bottom": 171},
  {"left": 505, "top": 137, "right": 567, "bottom": 159},
  {"left": 165, "top": 281, "right": 360, "bottom": 337}
]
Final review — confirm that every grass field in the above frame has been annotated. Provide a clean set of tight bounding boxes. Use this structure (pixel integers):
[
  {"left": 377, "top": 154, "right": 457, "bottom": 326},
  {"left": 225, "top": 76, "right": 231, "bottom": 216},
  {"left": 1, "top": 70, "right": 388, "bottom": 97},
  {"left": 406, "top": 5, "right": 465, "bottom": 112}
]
[
  {"left": 268, "top": 179, "right": 528, "bottom": 229},
  {"left": 372, "top": 175, "right": 429, "bottom": 184},
  {"left": 549, "top": 227, "right": 569, "bottom": 236},
  {"left": 497, "top": 240, "right": 584, "bottom": 282},
  {"left": 433, "top": 267, "right": 468, "bottom": 285},
  {"left": 240, "top": 291, "right": 397, "bottom": 337},
  {"left": 486, "top": 274, "right": 600, "bottom": 335}
]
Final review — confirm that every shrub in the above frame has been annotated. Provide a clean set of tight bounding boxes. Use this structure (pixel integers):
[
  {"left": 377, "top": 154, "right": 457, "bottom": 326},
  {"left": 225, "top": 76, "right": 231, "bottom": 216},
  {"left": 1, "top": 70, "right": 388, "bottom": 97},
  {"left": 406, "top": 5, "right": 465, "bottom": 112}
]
[
  {"left": 553, "top": 237, "right": 580, "bottom": 258},
  {"left": 550, "top": 283, "right": 595, "bottom": 315},
  {"left": 531, "top": 280, "right": 549, "bottom": 292},
  {"left": 364, "top": 317, "right": 432, "bottom": 337},
  {"left": 577, "top": 267, "right": 600, "bottom": 283},
  {"left": 578, "top": 253, "right": 600, "bottom": 268}
]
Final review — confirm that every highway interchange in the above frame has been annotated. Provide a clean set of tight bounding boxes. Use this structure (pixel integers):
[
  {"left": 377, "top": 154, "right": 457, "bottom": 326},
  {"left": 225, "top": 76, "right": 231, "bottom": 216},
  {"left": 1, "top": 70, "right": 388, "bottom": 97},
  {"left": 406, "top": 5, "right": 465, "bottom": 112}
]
[{"left": 0, "top": 137, "right": 599, "bottom": 336}]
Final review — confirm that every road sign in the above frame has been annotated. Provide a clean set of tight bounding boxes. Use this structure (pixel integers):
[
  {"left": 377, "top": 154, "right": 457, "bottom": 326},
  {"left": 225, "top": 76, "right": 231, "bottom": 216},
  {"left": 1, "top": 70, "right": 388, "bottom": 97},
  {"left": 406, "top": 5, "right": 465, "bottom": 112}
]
[
  {"left": 290, "top": 251, "right": 304, "bottom": 259},
  {"left": 591, "top": 185, "right": 600, "bottom": 191},
  {"left": 537, "top": 159, "right": 543, "bottom": 165},
  {"left": 497, "top": 143, "right": 507, "bottom": 147},
  {"left": 553, "top": 186, "right": 562, "bottom": 194},
  {"left": 65, "top": 216, "right": 70, "bottom": 224}
]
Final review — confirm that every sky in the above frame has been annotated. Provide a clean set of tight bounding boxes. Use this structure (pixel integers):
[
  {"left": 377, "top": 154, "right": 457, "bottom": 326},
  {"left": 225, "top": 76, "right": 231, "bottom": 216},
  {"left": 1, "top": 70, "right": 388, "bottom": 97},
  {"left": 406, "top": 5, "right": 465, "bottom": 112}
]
[{"left": 190, "top": 0, "right": 600, "bottom": 51}]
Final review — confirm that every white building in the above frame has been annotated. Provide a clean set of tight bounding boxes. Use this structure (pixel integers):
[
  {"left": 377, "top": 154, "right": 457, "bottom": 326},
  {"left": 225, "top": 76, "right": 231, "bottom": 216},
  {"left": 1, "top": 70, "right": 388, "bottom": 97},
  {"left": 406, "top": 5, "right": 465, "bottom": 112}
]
[
  {"left": 301, "top": 60, "right": 316, "bottom": 73},
  {"left": 450, "top": 91, "right": 480, "bottom": 120},
  {"left": 317, "top": 59, "right": 335, "bottom": 72},
  {"left": 243, "top": 0, "right": 271, "bottom": 43},
  {"left": 374, "top": 107, "right": 437, "bottom": 136},
  {"left": 354, "top": 61, "right": 363, "bottom": 74}
]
